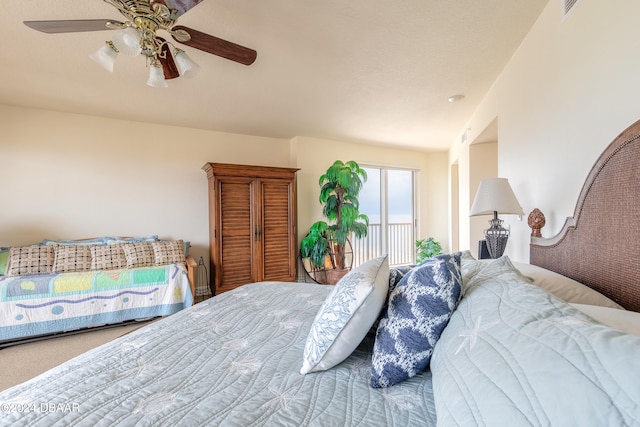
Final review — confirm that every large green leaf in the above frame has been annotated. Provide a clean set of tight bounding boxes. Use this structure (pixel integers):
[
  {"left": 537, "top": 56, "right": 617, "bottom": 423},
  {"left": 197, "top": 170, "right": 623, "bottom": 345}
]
[{"left": 300, "top": 221, "right": 330, "bottom": 267}]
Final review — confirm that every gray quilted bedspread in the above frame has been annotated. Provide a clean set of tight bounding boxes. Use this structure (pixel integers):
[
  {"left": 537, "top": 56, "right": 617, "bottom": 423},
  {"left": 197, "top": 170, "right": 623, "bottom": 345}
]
[
  {"left": 0, "top": 282, "right": 437, "bottom": 426},
  {"left": 431, "top": 257, "right": 640, "bottom": 427}
]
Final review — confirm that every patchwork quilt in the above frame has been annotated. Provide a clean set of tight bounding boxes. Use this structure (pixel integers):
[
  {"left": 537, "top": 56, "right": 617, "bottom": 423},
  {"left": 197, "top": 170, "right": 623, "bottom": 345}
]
[{"left": 0, "top": 263, "right": 192, "bottom": 342}]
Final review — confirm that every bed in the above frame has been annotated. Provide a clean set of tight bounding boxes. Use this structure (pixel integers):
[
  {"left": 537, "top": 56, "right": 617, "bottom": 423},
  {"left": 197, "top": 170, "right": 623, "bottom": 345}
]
[
  {"left": 0, "top": 238, "right": 195, "bottom": 346},
  {"left": 1, "top": 121, "right": 640, "bottom": 426}
]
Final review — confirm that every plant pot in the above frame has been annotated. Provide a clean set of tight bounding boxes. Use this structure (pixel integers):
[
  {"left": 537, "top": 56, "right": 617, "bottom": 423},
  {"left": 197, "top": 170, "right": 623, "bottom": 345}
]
[
  {"left": 326, "top": 268, "right": 349, "bottom": 285},
  {"left": 313, "top": 269, "right": 329, "bottom": 284}
]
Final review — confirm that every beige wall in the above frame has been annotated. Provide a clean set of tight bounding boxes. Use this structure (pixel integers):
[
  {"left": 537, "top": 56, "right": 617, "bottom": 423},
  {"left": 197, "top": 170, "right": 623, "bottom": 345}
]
[
  {"left": 0, "top": 104, "right": 292, "bottom": 265},
  {"left": 450, "top": 0, "right": 640, "bottom": 262},
  {"left": 423, "top": 150, "right": 449, "bottom": 247},
  {"left": 468, "top": 142, "right": 498, "bottom": 258},
  {"left": 0, "top": 105, "right": 448, "bottom": 271},
  {"left": 449, "top": 162, "right": 459, "bottom": 252}
]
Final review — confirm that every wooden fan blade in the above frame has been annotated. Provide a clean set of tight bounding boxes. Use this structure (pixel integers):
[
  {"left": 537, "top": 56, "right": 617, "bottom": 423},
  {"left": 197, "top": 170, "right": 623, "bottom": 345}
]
[
  {"left": 171, "top": 25, "right": 256, "bottom": 66},
  {"left": 157, "top": 38, "right": 179, "bottom": 79},
  {"left": 24, "top": 19, "right": 124, "bottom": 34}
]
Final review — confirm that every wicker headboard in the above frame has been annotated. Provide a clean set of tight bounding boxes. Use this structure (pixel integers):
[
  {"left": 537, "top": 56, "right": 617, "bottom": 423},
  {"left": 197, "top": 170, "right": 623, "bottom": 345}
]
[{"left": 530, "top": 119, "right": 640, "bottom": 312}]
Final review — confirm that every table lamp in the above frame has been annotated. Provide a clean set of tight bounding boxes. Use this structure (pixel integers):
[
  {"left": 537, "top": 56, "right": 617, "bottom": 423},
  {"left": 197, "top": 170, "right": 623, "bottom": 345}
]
[{"left": 470, "top": 178, "right": 524, "bottom": 258}]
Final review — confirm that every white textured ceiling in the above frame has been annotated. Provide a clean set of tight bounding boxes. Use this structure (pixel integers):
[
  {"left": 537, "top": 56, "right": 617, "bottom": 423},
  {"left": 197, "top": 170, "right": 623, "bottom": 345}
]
[{"left": 0, "top": 1, "right": 548, "bottom": 151}]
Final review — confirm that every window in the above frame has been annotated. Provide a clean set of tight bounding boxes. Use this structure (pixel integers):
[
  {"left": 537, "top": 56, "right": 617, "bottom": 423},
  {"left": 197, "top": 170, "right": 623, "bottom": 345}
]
[{"left": 353, "top": 166, "right": 416, "bottom": 266}]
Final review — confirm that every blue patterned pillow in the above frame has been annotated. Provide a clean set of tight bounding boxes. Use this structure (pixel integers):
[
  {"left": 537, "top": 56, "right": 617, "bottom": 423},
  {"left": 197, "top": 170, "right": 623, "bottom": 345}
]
[
  {"left": 388, "top": 264, "right": 415, "bottom": 293},
  {"left": 300, "top": 255, "right": 389, "bottom": 374},
  {"left": 368, "top": 264, "right": 416, "bottom": 336},
  {"left": 371, "top": 252, "right": 462, "bottom": 388}
]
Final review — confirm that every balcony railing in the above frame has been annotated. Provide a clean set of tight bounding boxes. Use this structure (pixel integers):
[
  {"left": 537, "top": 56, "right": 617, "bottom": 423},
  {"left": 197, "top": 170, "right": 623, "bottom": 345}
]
[{"left": 351, "top": 222, "right": 414, "bottom": 267}]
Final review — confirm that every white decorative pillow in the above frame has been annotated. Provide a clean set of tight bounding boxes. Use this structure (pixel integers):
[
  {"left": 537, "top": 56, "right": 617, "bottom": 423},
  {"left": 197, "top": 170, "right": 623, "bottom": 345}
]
[
  {"left": 91, "top": 245, "right": 127, "bottom": 270},
  {"left": 300, "top": 255, "right": 389, "bottom": 374},
  {"left": 459, "top": 252, "right": 623, "bottom": 310},
  {"left": 122, "top": 242, "right": 155, "bottom": 268},
  {"left": 513, "top": 262, "right": 623, "bottom": 309},
  {"left": 151, "top": 240, "right": 185, "bottom": 265},
  {"left": 5, "top": 245, "right": 55, "bottom": 277},
  {"left": 460, "top": 250, "right": 490, "bottom": 288},
  {"left": 570, "top": 303, "right": 640, "bottom": 336},
  {"left": 53, "top": 245, "right": 92, "bottom": 273}
]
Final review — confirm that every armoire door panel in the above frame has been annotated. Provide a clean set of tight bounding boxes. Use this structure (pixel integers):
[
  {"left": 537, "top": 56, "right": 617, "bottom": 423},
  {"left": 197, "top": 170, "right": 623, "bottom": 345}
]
[
  {"left": 261, "top": 181, "right": 292, "bottom": 233},
  {"left": 218, "top": 178, "right": 255, "bottom": 288},
  {"left": 262, "top": 234, "right": 294, "bottom": 279},
  {"left": 220, "top": 236, "right": 253, "bottom": 288},
  {"left": 219, "top": 180, "right": 253, "bottom": 236},
  {"left": 260, "top": 180, "right": 295, "bottom": 281}
]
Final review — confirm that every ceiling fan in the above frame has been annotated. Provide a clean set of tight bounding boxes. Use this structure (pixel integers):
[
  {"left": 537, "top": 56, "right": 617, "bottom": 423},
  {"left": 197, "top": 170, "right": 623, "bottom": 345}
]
[{"left": 24, "top": 0, "right": 257, "bottom": 87}]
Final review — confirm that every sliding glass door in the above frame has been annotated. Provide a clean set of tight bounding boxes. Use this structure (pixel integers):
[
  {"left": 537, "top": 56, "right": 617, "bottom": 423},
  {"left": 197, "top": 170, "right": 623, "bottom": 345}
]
[{"left": 353, "top": 166, "right": 416, "bottom": 266}]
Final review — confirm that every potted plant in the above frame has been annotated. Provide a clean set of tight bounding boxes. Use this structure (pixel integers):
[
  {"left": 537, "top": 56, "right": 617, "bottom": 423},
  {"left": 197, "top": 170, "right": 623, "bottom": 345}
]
[
  {"left": 415, "top": 237, "right": 443, "bottom": 263},
  {"left": 301, "top": 160, "right": 369, "bottom": 284},
  {"left": 300, "top": 221, "right": 331, "bottom": 283}
]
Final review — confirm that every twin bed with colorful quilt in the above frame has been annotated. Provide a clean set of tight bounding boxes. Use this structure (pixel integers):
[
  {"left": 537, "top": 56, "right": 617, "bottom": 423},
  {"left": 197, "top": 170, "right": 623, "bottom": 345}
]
[{"left": 0, "top": 236, "right": 195, "bottom": 345}]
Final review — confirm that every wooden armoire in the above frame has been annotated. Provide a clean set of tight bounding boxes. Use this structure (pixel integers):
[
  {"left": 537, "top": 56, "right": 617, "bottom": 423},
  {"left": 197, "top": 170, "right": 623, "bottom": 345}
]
[{"left": 202, "top": 163, "right": 299, "bottom": 294}]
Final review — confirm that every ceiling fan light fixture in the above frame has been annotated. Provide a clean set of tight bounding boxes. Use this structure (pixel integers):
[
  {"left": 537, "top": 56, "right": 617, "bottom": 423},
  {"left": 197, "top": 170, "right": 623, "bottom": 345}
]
[
  {"left": 89, "top": 41, "right": 118, "bottom": 73},
  {"left": 147, "top": 61, "right": 168, "bottom": 88},
  {"left": 174, "top": 49, "right": 200, "bottom": 78},
  {"left": 112, "top": 27, "right": 142, "bottom": 57},
  {"left": 24, "top": 1, "right": 257, "bottom": 87}
]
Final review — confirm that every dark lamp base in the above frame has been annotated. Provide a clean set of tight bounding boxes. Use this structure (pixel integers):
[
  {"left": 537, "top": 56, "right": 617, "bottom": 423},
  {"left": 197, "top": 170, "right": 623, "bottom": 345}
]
[{"left": 484, "top": 211, "right": 510, "bottom": 258}]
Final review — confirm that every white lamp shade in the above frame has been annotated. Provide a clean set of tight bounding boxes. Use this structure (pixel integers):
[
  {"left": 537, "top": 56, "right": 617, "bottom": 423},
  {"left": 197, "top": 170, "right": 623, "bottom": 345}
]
[
  {"left": 147, "top": 64, "right": 168, "bottom": 88},
  {"left": 174, "top": 50, "right": 200, "bottom": 78},
  {"left": 112, "top": 27, "right": 142, "bottom": 57},
  {"left": 89, "top": 43, "right": 118, "bottom": 72},
  {"left": 470, "top": 178, "right": 524, "bottom": 216}
]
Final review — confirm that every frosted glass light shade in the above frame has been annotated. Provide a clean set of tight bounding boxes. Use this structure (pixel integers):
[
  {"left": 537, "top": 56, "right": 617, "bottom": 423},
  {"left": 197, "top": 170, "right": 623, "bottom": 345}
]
[
  {"left": 112, "top": 27, "right": 142, "bottom": 57},
  {"left": 147, "top": 64, "right": 168, "bottom": 88},
  {"left": 89, "top": 43, "right": 118, "bottom": 72},
  {"left": 470, "top": 178, "right": 524, "bottom": 216},
  {"left": 174, "top": 50, "right": 200, "bottom": 78}
]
